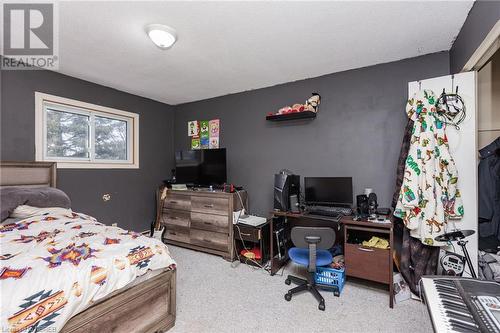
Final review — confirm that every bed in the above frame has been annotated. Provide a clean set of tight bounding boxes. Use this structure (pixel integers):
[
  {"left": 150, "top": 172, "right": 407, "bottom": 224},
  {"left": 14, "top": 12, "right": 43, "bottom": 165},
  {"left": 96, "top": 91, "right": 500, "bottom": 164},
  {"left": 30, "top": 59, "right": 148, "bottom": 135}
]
[{"left": 0, "top": 162, "right": 176, "bottom": 333}]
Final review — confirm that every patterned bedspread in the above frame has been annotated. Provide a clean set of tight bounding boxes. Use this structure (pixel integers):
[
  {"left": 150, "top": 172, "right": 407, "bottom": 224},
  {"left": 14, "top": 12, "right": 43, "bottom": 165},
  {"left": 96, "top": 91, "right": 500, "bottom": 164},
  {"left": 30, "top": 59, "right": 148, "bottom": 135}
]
[{"left": 0, "top": 212, "right": 176, "bottom": 332}]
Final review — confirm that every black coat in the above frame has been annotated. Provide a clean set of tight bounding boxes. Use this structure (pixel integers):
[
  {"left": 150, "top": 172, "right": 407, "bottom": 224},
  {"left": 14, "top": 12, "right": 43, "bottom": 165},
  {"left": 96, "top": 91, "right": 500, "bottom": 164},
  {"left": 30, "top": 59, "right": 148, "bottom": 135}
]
[{"left": 478, "top": 137, "right": 500, "bottom": 241}]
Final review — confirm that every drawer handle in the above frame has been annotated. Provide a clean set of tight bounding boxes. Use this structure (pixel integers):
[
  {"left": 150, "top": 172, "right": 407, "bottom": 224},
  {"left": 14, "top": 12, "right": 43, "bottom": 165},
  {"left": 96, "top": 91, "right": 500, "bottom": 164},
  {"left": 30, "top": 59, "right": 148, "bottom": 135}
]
[
  {"left": 357, "top": 247, "right": 374, "bottom": 252},
  {"left": 202, "top": 238, "right": 212, "bottom": 243},
  {"left": 170, "top": 232, "right": 177, "bottom": 235},
  {"left": 169, "top": 201, "right": 178, "bottom": 204},
  {"left": 204, "top": 204, "right": 214, "bottom": 208},
  {"left": 203, "top": 222, "right": 213, "bottom": 225},
  {"left": 170, "top": 217, "right": 178, "bottom": 220},
  {"left": 240, "top": 232, "right": 251, "bottom": 236}
]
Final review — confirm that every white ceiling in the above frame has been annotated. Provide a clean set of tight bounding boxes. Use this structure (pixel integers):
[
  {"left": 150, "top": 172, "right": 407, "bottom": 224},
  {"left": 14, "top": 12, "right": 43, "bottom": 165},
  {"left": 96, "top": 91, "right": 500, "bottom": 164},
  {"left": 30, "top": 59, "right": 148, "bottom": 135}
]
[{"left": 54, "top": 1, "right": 474, "bottom": 105}]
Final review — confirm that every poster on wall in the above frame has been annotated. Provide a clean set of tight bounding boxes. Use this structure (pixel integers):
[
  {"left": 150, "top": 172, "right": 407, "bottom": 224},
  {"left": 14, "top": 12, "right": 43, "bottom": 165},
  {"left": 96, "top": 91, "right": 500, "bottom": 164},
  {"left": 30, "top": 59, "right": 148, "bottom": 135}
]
[
  {"left": 200, "top": 137, "right": 209, "bottom": 149},
  {"left": 200, "top": 120, "right": 209, "bottom": 139},
  {"left": 209, "top": 119, "right": 220, "bottom": 137},
  {"left": 191, "top": 138, "right": 200, "bottom": 150},
  {"left": 188, "top": 119, "right": 220, "bottom": 149},
  {"left": 188, "top": 120, "right": 199, "bottom": 137},
  {"left": 209, "top": 137, "right": 219, "bottom": 149},
  {"left": 209, "top": 119, "right": 220, "bottom": 148}
]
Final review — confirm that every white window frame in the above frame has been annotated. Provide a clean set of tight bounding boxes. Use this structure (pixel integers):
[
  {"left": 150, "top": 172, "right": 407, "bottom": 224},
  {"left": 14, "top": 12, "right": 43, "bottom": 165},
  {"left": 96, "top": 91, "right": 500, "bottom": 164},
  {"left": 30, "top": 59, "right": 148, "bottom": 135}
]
[{"left": 35, "top": 92, "right": 139, "bottom": 169}]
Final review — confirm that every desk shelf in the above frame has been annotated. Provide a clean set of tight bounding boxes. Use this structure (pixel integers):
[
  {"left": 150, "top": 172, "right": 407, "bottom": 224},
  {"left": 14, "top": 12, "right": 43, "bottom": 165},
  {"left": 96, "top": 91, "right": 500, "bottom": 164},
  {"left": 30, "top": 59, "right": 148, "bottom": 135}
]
[{"left": 343, "top": 218, "right": 394, "bottom": 308}]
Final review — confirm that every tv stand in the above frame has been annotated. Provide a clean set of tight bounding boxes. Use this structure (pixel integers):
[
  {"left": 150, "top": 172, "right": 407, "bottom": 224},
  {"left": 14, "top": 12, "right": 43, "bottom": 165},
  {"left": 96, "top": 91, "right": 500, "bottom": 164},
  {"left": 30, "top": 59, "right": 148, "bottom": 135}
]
[{"left": 156, "top": 187, "right": 247, "bottom": 260}]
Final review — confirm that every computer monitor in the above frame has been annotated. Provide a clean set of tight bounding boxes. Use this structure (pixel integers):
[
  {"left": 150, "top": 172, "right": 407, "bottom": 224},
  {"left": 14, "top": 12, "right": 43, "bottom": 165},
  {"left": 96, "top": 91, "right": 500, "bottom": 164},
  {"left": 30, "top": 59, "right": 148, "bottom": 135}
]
[{"left": 304, "top": 177, "right": 353, "bottom": 206}]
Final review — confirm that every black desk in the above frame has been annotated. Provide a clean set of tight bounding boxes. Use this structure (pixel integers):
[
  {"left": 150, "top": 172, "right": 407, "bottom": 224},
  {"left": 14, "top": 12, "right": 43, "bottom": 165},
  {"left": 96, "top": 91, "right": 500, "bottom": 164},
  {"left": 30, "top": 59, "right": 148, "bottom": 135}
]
[{"left": 269, "top": 211, "right": 342, "bottom": 275}]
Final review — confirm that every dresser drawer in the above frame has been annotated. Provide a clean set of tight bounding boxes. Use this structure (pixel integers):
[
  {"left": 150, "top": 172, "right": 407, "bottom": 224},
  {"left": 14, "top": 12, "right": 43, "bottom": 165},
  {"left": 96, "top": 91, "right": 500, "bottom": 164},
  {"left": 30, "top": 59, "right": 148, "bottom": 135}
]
[
  {"left": 191, "top": 212, "right": 229, "bottom": 233},
  {"left": 164, "top": 193, "right": 191, "bottom": 211},
  {"left": 190, "top": 229, "right": 228, "bottom": 252},
  {"left": 344, "top": 243, "right": 390, "bottom": 284},
  {"left": 191, "top": 196, "right": 228, "bottom": 216},
  {"left": 234, "top": 224, "right": 261, "bottom": 242},
  {"left": 161, "top": 209, "right": 190, "bottom": 228},
  {"left": 164, "top": 226, "right": 190, "bottom": 244}
]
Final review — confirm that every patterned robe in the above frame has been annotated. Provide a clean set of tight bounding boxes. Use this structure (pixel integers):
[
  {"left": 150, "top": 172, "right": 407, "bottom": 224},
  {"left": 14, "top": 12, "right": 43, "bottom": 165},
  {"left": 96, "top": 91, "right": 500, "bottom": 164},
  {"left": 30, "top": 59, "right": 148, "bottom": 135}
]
[{"left": 394, "top": 89, "right": 464, "bottom": 246}]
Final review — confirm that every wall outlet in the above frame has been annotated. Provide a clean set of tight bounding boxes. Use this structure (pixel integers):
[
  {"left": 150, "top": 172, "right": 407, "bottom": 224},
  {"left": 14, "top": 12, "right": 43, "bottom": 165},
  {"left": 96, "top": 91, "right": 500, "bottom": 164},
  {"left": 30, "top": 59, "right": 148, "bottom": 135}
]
[{"left": 111, "top": 223, "right": 118, "bottom": 227}]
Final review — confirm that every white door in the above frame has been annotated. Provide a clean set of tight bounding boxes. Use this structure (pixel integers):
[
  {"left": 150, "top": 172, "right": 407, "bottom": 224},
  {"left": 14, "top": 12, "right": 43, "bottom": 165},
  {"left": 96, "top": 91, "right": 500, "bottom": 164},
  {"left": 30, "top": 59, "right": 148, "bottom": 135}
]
[{"left": 408, "top": 71, "right": 478, "bottom": 276}]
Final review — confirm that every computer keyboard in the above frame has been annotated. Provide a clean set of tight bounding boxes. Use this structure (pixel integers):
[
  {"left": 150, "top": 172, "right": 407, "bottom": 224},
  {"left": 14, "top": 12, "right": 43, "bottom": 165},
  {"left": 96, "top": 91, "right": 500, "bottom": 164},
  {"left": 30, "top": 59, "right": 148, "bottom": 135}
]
[{"left": 305, "top": 205, "right": 353, "bottom": 217}]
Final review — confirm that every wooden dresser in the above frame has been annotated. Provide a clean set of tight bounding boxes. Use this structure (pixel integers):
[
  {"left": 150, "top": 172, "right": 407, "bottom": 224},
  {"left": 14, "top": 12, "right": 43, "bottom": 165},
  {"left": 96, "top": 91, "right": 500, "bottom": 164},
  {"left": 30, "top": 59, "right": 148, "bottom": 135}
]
[{"left": 156, "top": 188, "right": 246, "bottom": 260}]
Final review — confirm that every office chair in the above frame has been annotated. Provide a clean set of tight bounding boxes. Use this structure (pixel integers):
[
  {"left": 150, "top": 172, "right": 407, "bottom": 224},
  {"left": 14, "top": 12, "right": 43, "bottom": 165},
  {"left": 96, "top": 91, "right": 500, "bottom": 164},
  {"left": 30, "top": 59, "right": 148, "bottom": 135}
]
[{"left": 284, "top": 226, "right": 335, "bottom": 311}]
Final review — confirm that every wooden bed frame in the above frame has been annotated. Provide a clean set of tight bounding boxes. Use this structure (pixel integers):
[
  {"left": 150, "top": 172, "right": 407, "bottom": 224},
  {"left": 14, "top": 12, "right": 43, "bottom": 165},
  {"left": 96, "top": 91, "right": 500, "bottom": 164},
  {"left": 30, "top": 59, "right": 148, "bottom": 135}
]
[{"left": 0, "top": 161, "right": 176, "bottom": 333}]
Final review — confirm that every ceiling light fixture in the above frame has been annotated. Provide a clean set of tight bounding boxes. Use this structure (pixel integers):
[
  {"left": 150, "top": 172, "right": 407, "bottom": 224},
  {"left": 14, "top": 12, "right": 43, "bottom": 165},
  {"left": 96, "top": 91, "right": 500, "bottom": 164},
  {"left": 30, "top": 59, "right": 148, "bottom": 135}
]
[{"left": 146, "top": 24, "right": 177, "bottom": 50}]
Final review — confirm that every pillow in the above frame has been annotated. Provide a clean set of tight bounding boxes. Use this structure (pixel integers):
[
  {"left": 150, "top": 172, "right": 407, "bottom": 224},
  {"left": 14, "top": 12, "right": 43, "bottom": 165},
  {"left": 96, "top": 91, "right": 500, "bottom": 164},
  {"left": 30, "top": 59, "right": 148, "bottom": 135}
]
[
  {"left": 11, "top": 205, "right": 72, "bottom": 219},
  {"left": 0, "top": 187, "right": 71, "bottom": 221},
  {"left": 1, "top": 217, "right": 22, "bottom": 226}
]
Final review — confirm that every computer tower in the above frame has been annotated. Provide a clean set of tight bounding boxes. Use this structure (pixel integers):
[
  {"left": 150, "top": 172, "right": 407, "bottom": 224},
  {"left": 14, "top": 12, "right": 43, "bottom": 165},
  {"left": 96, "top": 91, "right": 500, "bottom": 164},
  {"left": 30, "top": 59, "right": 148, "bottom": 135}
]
[{"left": 274, "top": 173, "right": 300, "bottom": 212}]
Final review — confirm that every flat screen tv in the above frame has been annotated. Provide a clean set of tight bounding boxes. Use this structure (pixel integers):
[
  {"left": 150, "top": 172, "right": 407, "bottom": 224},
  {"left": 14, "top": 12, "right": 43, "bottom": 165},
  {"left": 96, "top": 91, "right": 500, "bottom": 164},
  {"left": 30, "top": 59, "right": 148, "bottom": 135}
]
[{"left": 175, "top": 148, "right": 227, "bottom": 186}]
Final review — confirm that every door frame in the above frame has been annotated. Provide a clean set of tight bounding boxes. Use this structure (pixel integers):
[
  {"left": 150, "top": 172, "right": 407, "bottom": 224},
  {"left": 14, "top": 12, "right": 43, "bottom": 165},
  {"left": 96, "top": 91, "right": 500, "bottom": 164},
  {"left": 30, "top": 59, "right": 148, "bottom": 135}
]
[{"left": 462, "top": 19, "right": 500, "bottom": 72}]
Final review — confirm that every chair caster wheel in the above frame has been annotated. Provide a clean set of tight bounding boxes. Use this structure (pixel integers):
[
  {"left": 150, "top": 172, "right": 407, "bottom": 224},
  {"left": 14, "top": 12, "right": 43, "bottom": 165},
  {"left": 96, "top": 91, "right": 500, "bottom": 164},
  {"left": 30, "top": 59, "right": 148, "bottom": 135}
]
[
  {"left": 334, "top": 290, "right": 340, "bottom": 297},
  {"left": 318, "top": 302, "right": 325, "bottom": 311},
  {"left": 284, "top": 293, "right": 292, "bottom": 301},
  {"left": 285, "top": 278, "right": 291, "bottom": 285}
]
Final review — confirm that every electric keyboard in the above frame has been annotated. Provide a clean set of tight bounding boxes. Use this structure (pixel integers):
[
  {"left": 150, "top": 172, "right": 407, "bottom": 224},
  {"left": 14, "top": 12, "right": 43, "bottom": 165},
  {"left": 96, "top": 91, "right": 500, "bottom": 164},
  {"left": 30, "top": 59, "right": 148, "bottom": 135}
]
[{"left": 421, "top": 276, "right": 500, "bottom": 333}]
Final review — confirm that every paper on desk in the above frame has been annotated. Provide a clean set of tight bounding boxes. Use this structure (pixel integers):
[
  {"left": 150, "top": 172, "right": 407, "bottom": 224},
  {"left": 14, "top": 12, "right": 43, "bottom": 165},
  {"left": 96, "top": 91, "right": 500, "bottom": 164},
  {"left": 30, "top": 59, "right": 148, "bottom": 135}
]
[{"left": 233, "top": 209, "right": 245, "bottom": 224}]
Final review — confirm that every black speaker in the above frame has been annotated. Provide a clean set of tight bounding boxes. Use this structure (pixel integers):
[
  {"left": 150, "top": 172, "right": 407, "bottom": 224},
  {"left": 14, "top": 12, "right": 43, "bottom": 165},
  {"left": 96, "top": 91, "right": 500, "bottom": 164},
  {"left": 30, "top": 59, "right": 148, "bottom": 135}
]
[
  {"left": 356, "top": 194, "right": 369, "bottom": 217},
  {"left": 274, "top": 172, "right": 300, "bottom": 212},
  {"left": 368, "top": 193, "right": 378, "bottom": 217}
]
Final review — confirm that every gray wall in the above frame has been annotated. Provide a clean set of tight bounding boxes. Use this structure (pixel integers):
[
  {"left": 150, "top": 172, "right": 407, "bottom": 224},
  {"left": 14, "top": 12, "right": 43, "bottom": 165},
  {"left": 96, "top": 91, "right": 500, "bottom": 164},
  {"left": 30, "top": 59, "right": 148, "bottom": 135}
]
[
  {"left": 0, "top": 51, "right": 452, "bottom": 228},
  {"left": 450, "top": 0, "right": 500, "bottom": 73},
  {"left": 1, "top": 64, "right": 175, "bottom": 231},
  {"left": 174, "top": 52, "right": 451, "bottom": 216}
]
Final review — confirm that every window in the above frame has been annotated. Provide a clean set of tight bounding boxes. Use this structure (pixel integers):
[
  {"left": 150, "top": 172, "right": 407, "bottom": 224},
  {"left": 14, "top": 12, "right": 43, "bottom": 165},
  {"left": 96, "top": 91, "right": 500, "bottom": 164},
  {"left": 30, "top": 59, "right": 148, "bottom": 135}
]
[{"left": 35, "top": 92, "right": 139, "bottom": 168}]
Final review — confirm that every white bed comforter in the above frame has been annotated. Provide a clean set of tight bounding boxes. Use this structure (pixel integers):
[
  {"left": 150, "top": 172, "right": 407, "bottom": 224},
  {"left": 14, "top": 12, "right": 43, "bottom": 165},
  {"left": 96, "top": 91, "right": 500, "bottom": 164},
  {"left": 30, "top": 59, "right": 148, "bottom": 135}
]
[{"left": 0, "top": 211, "right": 175, "bottom": 332}]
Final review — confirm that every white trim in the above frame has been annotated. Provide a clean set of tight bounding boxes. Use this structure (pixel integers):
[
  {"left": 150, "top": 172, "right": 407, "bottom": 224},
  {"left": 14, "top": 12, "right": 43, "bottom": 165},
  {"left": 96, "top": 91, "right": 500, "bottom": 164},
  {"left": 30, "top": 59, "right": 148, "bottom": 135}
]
[
  {"left": 462, "top": 19, "right": 500, "bottom": 72},
  {"left": 35, "top": 93, "right": 44, "bottom": 162},
  {"left": 89, "top": 113, "right": 95, "bottom": 160},
  {"left": 36, "top": 92, "right": 138, "bottom": 118},
  {"left": 35, "top": 92, "right": 139, "bottom": 169},
  {"left": 46, "top": 162, "right": 140, "bottom": 169}
]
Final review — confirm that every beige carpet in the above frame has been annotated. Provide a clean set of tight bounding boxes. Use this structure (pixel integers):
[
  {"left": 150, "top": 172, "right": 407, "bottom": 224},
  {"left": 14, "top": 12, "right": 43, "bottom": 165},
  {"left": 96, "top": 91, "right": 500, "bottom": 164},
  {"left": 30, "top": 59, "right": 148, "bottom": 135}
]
[{"left": 168, "top": 245, "right": 433, "bottom": 333}]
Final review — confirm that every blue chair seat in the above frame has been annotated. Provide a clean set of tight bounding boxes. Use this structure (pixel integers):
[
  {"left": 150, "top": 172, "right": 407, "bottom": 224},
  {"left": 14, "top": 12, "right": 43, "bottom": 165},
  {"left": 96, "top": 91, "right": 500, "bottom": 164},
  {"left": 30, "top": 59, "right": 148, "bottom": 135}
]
[{"left": 288, "top": 247, "right": 333, "bottom": 267}]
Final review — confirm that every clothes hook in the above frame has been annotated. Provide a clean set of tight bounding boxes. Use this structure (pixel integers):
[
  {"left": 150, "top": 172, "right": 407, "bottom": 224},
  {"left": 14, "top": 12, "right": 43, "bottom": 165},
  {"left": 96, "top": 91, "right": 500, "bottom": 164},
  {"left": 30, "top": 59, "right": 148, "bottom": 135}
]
[
  {"left": 418, "top": 80, "right": 422, "bottom": 90},
  {"left": 451, "top": 74, "right": 454, "bottom": 93}
]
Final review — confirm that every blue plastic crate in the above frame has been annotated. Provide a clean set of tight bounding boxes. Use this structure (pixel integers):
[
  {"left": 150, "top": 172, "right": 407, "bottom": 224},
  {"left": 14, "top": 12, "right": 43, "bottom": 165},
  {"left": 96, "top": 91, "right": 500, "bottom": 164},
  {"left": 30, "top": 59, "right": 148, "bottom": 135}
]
[{"left": 315, "top": 266, "right": 345, "bottom": 294}]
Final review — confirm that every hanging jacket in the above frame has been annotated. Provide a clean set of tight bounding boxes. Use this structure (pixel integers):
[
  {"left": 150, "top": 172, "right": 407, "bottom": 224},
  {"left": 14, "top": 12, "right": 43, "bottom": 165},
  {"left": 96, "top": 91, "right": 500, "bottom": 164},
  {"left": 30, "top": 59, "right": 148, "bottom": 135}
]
[
  {"left": 478, "top": 137, "right": 500, "bottom": 241},
  {"left": 391, "top": 119, "right": 440, "bottom": 293},
  {"left": 394, "top": 90, "right": 464, "bottom": 246},
  {"left": 391, "top": 118, "right": 414, "bottom": 209}
]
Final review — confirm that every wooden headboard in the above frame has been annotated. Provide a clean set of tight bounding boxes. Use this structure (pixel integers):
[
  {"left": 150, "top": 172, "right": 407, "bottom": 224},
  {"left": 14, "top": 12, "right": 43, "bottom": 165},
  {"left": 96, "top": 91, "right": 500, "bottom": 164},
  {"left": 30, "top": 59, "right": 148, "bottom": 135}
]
[{"left": 0, "top": 162, "right": 56, "bottom": 188}]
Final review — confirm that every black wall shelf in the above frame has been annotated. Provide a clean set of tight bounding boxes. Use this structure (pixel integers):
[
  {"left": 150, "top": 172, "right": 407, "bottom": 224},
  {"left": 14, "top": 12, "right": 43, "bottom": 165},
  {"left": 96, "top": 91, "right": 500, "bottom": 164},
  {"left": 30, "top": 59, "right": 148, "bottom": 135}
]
[{"left": 266, "top": 111, "right": 317, "bottom": 122}]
